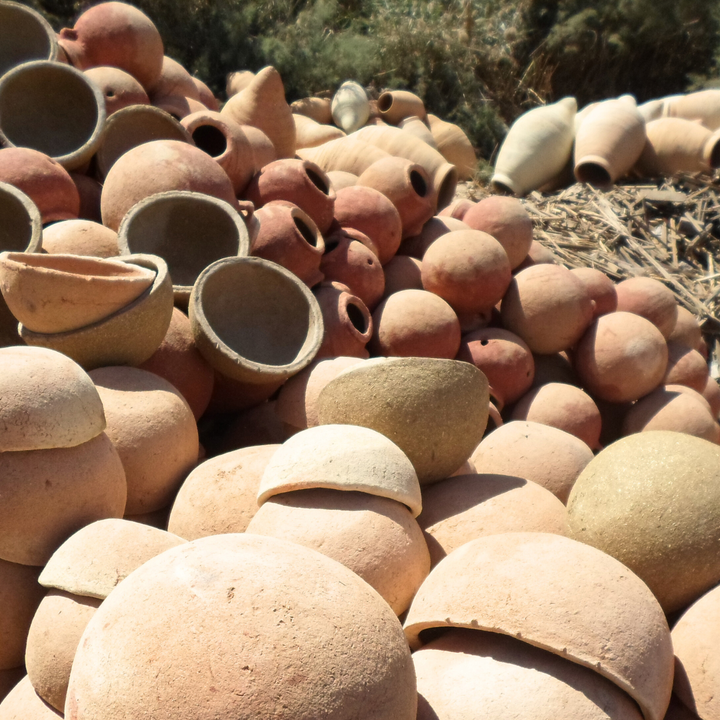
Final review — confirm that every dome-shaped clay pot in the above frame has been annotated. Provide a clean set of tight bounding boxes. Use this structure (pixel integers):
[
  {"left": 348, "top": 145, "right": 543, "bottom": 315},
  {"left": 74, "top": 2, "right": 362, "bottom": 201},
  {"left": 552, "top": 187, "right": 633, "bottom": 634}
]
[
  {"left": 117, "top": 190, "right": 250, "bottom": 302},
  {"left": 457, "top": 327, "right": 534, "bottom": 407},
  {"left": 0, "top": 675, "right": 62, "bottom": 719},
  {"left": 41, "top": 219, "right": 119, "bottom": 258},
  {"left": 248, "top": 488, "right": 429, "bottom": 615},
  {"left": 0, "top": 1, "right": 58, "bottom": 77},
  {"left": 399, "top": 216, "right": 468, "bottom": 259},
  {"left": 0, "top": 558, "right": 43, "bottom": 669},
  {"left": 421, "top": 229, "right": 512, "bottom": 314},
  {"left": 317, "top": 357, "right": 489, "bottom": 485},
  {"left": 0, "top": 431, "right": 126, "bottom": 566},
  {"left": 615, "top": 276, "right": 678, "bottom": 339},
  {"left": 65, "top": 533, "right": 417, "bottom": 720},
  {"left": 0, "top": 181, "right": 42, "bottom": 255},
  {"left": 398, "top": 116, "right": 436, "bottom": 148},
  {"left": 84, "top": 66, "right": 148, "bottom": 116},
  {"left": 574, "top": 311, "right": 668, "bottom": 403},
  {"left": 297, "top": 136, "right": 391, "bottom": 177},
  {"left": 149, "top": 56, "right": 199, "bottom": 103},
  {"left": 404, "top": 532, "right": 674, "bottom": 720},
  {"left": 313, "top": 281, "right": 372, "bottom": 359},
  {"left": 168, "top": 444, "right": 280, "bottom": 539},
  {"left": 567, "top": 430, "right": 720, "bottom": 613},
  {"left": 414, "top": 628, "right": 644, "bottom": 720},
  {"left": 293, "top": 113, "right": 345, "bottom": 149},
  {"left": 570, "top": 266, "right": 618, "bottom": 317},
  {"left": 502, "top": 264, "right": 594, "bottom": 354},
  {"left": 69, "top": 171, "right": 102, "bottom": 222},
  {"left": 669, "top": 306, "right": 703, "bottom": 352},
  {"left": 377, "top": 90, "right": 426, "bottom": 124},
  {"left": 462, "top": 195, "right": 533, "bottom": 270},
  {"left": 663, "top": 341, "right": 709, "bottom": 392},
  {"left": 418, "top": 473, "right": 567, "bottom": 566},
  {"left": 292, "top": 95, "right": 332, "bottom": 124},
  {"left": 0, "top": 346, "right": 105, "bottom": 452},
  {"left": 0, "top": 252, "right": 155, "bottom": 334},
  {"left": 0, "top": 60, "right": 106, "bottom": 171},
  {"left": 531, "top": 350, "right": 578, "bottom": 388},
  {"left": 703, "top": 377, "right": 720, "bottom": 420},
  {"left": 511, "top": 382, "right": 602, "bottom": 449},
  {"left": 426, "top": 113, "right": 477, "bottom": 180},
  {"left": 20, "top": 253, "right": 173, "bottom": 370},
  {"left": 0, "top": 148, "right": 79, "bottom": 224},
  {"left": 369, "top": 288, "right": 461, "bottom": 359},
  {"left": 471, "top": 421, "right": 593, "bottom": 503},
  {"left": 382, "top": 255, "right": 423, "bottom": 298},
  {"left": 101, "top": 139, "right": 238, "bottom": 232},
  {"left": 90, "top": 366, "right": 199, "bottom": 516},
  {"left": 331, "top": 81, "right": 370, "bottom": 133}
]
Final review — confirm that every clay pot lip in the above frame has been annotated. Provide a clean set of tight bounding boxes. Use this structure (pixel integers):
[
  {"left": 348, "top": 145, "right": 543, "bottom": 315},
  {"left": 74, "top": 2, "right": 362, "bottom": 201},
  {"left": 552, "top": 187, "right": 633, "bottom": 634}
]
[
  {"left": 574, "top": 155, "right": 613, "bottom": 187},
  {"left": 259, "top": 201, "right": 326, "bottom": 257},
  {"left": 335, "top": 283, "right": 373, "bottom": 341},
  {"left": 180, "top": 108, "right": 241, "bottom": 161},
  {"left": 0, "top": 250, "right": 154, "bottom": 279},
  {"left": 0, "top": 0, "right": 59, "bottom": 74},
  {"left": 490, "top": 172, "right": 520, "bottom": 196},
  {"left": 0, "top": 180, "right": 42, "bottom": 252},
  {"left": 0, "top": 60, "right": 107, "bottom": 170},
  {"left": 190, "top": 255, "right": 324, "bottom": 383}
]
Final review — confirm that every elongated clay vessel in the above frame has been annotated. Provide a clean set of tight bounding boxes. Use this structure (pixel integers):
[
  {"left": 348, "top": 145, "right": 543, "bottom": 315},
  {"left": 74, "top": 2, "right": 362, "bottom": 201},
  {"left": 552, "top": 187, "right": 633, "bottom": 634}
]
[
  {"left": 0, "top": 0, "right": 58, "bottom": 77},
  {"left": 664, "top": 89, "right": 720, "bottom": 131},
  {"left": 426, "top": 113, "right": 476, "bottom": 180},
  {"left": 493, "top": 97, "right": 577, "bottom": 196},
  {"left": 398, "top": 116, "right": 437, "bottom": 148},
  {"left": 226, "top": 70, "right": 254, "bottom": 98},
  {"left": 293, "top": 113, "right": 345, "bottom": 149},
  {"left": 298, "top": 136, "right": 391, "bottom": 176},
  {"left": 331, "top": 80, "right": 370, "bottom": 133},
  {"left": 291, "top": 95, "right": 332, "bottom": 124},
  {"left": 377, "top": 90, "right": 426, "bottom": 124}
]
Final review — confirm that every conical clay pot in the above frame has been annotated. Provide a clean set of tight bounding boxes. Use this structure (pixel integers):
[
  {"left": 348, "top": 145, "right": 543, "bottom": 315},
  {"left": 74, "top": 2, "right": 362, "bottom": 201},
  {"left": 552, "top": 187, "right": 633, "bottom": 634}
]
[
  {"left": 313, "top": 282, "right": 372, "bottom": 358},
  {"left": 84, "top": 66, "right": 149, "bottom": 116},
  {"left": 0, "top": 0, "right": 58, "bottom": 77},
  {"left": 331, "top": 81, "right": 370, "bottom": 133},
  {"left": 426, "top": 113, "right": 477, "bottom": 180},
  {"left": 226, "top": 70, "right": 254, "bottom": 98},
  {"left": 41, "top": 219, "right": 119, "bottom": 258}
]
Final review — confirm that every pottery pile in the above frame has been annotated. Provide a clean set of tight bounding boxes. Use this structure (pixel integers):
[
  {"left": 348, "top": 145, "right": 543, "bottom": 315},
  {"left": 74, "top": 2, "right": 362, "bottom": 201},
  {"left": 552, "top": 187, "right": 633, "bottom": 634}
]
[{"left": 1, "top": 1, "right": 720, "bottom": 718}]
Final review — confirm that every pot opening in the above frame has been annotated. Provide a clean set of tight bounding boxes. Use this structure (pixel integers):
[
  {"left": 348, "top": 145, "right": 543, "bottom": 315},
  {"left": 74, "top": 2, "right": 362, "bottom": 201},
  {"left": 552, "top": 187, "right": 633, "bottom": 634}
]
[
  {"left": 575, "top": 162, "right": 612, "bottom": 188},
  {"left": 0, "top": 194, "right": 33, "bottom": 252},
  {"left": 305, "top": 167, "right": 330, "bottom": 195},
  {"left": 410, "top": 170, "right": 427, "bottom": 197},
  {"left": 294, "top": 217, "right": 319, "bottom": 247},
  {"left": 192, "top": 125, "right": 228, "bottom": 158},
  {"left": 377, "top": 93, "right": 393, "bottom": 112},
  {"left": 491, "top": 180, "right": 514, "bottom": 196},
  {"left": 324, "top": 239, "right": 340, "bottom": 254},
  {"left": 437, "top": 166, "right": 459, "bottom": 209},
  {"left": 710, "top": 139, "right": 720, "bottom": 169},
  {"left": 346, "top": 301, "right": 368, "bottom": 334}
]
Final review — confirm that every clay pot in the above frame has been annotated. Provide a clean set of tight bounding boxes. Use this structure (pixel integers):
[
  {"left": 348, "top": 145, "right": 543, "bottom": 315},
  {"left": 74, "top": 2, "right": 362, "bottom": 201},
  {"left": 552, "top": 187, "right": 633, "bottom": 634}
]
[
  {"left": 615, "top": 276, "right": 678, "bottom": 339},
  {"left": 382, "top": 255, "right": 423, "bottom": 298},
  {"left": 139, "top": 307, "right": 215, "bottom": 420},
  {"left": 570, "top": 267, "right": 618, "bottom": 317},
  {"left": 419, "top": 473, "right": 567, "bottom": 566},
  {"left": 664, "top": 89, "right": 720, "bottom": 131},
  {"left": 398, "top": 116, "right": 436, "bottom": 148},
  {"left": 69, "top": 171, "right": 102, "bottom": 222},
  {"left": 293, "top": 113, "right": 345, "bottom": 149},
  {"left": 437, "top": 197, "right": 474, "bottom": 220},
  {"left": 297, "top": 136, "right": 391, "bottom": 176},
  {"left": 515, "top": 238, "right": 558, "bottom": 269},
  {"left": 421, "top": 229, "right": 512, "bottom": 314},
  {"left": 574, "top": 311, "right": 668, "bottom": 403},
  {"left": 326, "top": 170, "right": 357, "bottom": 190},
  {"left": 291, "top": 95, "right": 332, "bottom": 124},
  {"left": 333, "top": 185, "right": 403, "bottom": 264},
  {"left": 0, "top": 148, "right": 79, "bottom": 224},
  {"left": 313, "top": 282, "right": 372, "bottom": 359},
  {"left": 0, "top": 558, "right": 43, "bottom": 669},
  {"left": 204, "top": 372, "right": 284, "bottom": 415},
  {"left": 65, "top": 534, "right": 418, "bottom": 720},
  {"left": 101, "top": 139, "right": 238, "bottom": 232},
  {"left": 501, "top": 264, "right": 594, "bottom": 354},
  {"left": 414, "top": 629, "right": 645, "bottom": 720},
  {"left": 84, "top": 66, "right": 148, "bottom": 115},
  {"left": 426, "top": 113, "right": 476, "bottom": 180},
  {"left": 20, "top": 254, "right": 173, "bottom": 370},
  {"left": 149, "top": 56, "right": 199, "bottom": 103},
  {"left": 404, "top": 532, "right": 674, "bottom": 720},
  {"left": 152, "top": 94, "right": 206, "bottom": 120},
  {"left": 117, "top": 190, "right": 250, "bottom": 302},
  {"left": 399, "top": 216, "right": 469, "bottom": 259},
  {"left": 0, "top": 60, "right": 106, "bottom": 171},
  {"left": 190, "top": 256, "right": 323, "bottom": 385},
  {"left": 531, "top": 350, "right": 578, "bottom": 388},
  {"left": 331, "top": 81, "right": 370, "bottom": 132},
  {"left": 220, "top": 65, "right": 296, "bottom": 158},
  {"left": 493, "top": 97, "right": 577, "bottom": 196},
  {"left": 245, "top": 158, "right": 336, "bottom": 233},
  {"left": 204, "top": 402, "right": 285, "bottom": 456},
  {"left": 0, "top": 1, "right": 58, "bottom": 77},
  {"left": 0, "top": 252, "right": 155, "bottom": 334},
  {"left": 168, "top": 444, "right": 279, "bottom": 539},
  {"left": 668, "top": 306, "right": 703, "bottom": 352},
  {"left": 239, "top": 123, "right": 276, "bottom": 170},
  {"left": 0, "top": 675, "right": 62, "bottom": 719},
  {"left": 317, "top": 357, "right": 489, "bottom": 485},
  {"left": 377, "top": 90, "right": 426, "bottom": 124},
  {"left": 574, "top": 96, "right": 646, "bottom": 186},
  {"left": 0, "top": 346, "right": 105, "bottom": 452},
  {"left": 663, "top": 341, "right": 709, "bottom": 392},
  {"left": 58, "top": 2, "right": 163, "bottom": 91},
  {"left": 42, "top": 219, "right": 118, "bottom": 258},
  {"left": 0, "top": 181, "right": 42, "bottom": 255},
  {"left": 511, "top": 382, "right": 602, "bottom": 449},
  {"left": 192, "top": 77, "right": 217, "bottom": 111},
  {"left": 703, "top": 377, "right": 720, "bottom": 419},
  {"left": 462, "top": 195, "right": 534, "bottom": 270},
  {"left": 226, "top": 70, "right": 254, "bottom": 99}
]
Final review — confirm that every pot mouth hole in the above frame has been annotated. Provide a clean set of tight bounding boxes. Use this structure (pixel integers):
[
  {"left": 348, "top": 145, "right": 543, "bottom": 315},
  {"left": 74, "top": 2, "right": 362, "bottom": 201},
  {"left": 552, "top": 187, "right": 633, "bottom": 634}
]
[
  {"left": 346, "top": 301, "right": 368, "bottom": 334},
  {"left": 305, "top": 167, "right": 330, "bottom": 195},
  {"left": 575, "top": 162, "right": 611, "bottom": 188},
  {"left": 294, "top": 217, "right": 318, "bottom": 247},
  {"left": 192, "top": 125, "right": 228, "bottom": 157},
  {"left": 324, "top": 239, "right": 340, "bottom": 254},
  {"left": 377, "top": 94, "right": 393, "bottom": 112},
  {"left": 491, "top": 180, "right": 514, "bottom": 196},
  {"left": 480, "top": 339, "right": 489, "bottom": 346},
  {"left": 710, "top": 140, "right": 720, "bottom": 169},
  {"left": 106, "top": 90, "right": 115, "bottom": 98},
  {"left": 410, "top": 170, "right": 427, "bottom": 197}
]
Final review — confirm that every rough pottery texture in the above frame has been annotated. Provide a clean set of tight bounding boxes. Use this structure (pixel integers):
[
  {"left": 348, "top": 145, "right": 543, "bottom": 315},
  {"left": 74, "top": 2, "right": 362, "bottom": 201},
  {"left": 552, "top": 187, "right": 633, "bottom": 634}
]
[
  {"left": 313, "top": 282, "right": 372, "bottom": 359},
  {"left": 41, "top": 220, "right": 119, "bottom": 258},
  {"left": 615, "top": 276, "right": 678, "bottom": 339},
  {"left": 0, "top": 675, "right": 62, "bottom": 719}
]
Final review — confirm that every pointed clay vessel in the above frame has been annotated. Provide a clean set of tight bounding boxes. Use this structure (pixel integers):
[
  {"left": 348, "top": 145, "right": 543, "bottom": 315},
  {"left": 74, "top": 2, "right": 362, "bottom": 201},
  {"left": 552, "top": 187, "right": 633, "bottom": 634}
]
[
  {"left": 84, "top": 66, "right": 149, "bottom": 115},
  {"left": 331, "top": 81, "right": 370, "bottom": 133},
  {"left": 0, "top": 0, "right": 58, "bottom": 77},
  {"left": 426, "top": 113, "right": 476, "bottom": 180},
  {"left": 664, "top": 89, "right": 720, "bottom": 131},
  {"left": 313, "top": 281, "right": 372, "bottom": 359},
  {"left": 291, "top": 95, "right": 332, "bottom": 124},
  {"left": 398, "top": 116, "right": 437, "bottom": 148},
  {"left": 293, "top": 113, "right": 345, "bottom": 149},
  {"left": 226, "top": 70, "right": 254, "bottom": 98},
  {"left": 297, "top": 136, "right": 391, "bottom": 176}
]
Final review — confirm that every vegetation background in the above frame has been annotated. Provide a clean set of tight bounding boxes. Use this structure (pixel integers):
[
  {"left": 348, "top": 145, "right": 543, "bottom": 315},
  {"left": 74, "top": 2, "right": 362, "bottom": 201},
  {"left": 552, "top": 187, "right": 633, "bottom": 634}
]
[{"left": 22, "top": 0, "right": 720, "bottom": 166}]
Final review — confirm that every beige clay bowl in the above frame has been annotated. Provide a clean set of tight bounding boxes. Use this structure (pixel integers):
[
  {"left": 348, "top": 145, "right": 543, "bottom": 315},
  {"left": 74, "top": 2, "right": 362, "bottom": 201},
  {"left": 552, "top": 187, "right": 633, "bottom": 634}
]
[{"left": 0, "top": 0, "right": 59, "bottom": 77}]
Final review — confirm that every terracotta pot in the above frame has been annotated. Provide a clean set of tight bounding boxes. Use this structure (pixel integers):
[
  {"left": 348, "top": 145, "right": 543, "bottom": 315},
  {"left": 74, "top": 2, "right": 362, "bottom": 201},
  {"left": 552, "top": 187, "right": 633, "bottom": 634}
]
[
  {"left": 0, "top": 60, "right": 106, "bottom": 171},
  {"left": 0, "top": 558, "right": 43, "bottom": 669},
  {"left": 421, "top": 229, "right": 511, "bottom": 314},
  {"left": 58, "top": 1, "right": 163, "bottom": 91},
  {"left": 437, "top": 197, "right": 474, "bottom": 220},
  {"left": 501, "top": 264, "right": 594, "bottom": 354},
  {"left": 245, "top": 158, "right": 336, "bottom": 233},
  {"left": 426, "top": 113, "right": 476, "bottom": 180},
  {"left": 567, "top": 430, "right": 720, "bottom": 614},
  {"left": 291, "top": 95, "right": 332, "bottom": 124},
  {"left": 637, "top": 98, "right": 666, "bottom": 123},
  {"left": 65, "top": 534, "right": 418, "bottom": 720},
  {"left": 664, "top": 89, "right": 720, "bottom": 131},
  {"left": 317, "top": 357, "right": 489, "bottom": 485},
  {"left": 312, "top": 282, "right": 372, "bottom": 359},
  {"left": 703, "top": 377, "right": 720, "bottom": 419},
  {"left": 297, "top": 136, "right": 391, "bottom": 176},
  {"left": 226, "top": 70, "right": 254, "bottom": 98},
  {"left": 220, "top": 66, "right": 296, "bottom": 158},
  {"left": 117, "top": 190, "right": 250, "bottom": 303},
  {"left": 41, "top": 219, "right": 118, "bottom": 258},
  {"left": 83, "top": 66, "right": 148, "bottom": 115},
  {"left": 101, "top": 139, "right": 238, "bottom": 232},
  {"left": 668, "top": 306, "right": 703, "bottom": 352},
  {"left": 202, "top": 401, "right": 285, "bottom": 455},
  {"left": 0, "top": 1, "right": 58, "bottom": 77},
  {"left": 492, "top": 97, "right": 577, "bottom": 196},
  {"left": 139, "top": 307, "right": 215, "bottom": 420},
  {"left": 514, "top": 238, "right": 558, "bottom": 269},
  {"left": 462, "top": 195, "right": 533, "bottom": 270},
  {"left": 398, "top": 115, "right": 437, "bottom": 148},
  {"left": 251, "top": 201, "right": 324, "bottom": 287},
  {"left": 570, "top": 266, "right": 618, "bottom": 317},
  {"left": 574, "top": 96, "right": 646, "bottom": 186},
  {"left": 69, "top": 171, "right": 102, "bottom": 222},
  {"left": 404, "top": 532, "right": 674, "bottom": 720},
  {"left": 90, "top": 366, "right": 199, "bottom": 515},
  {"left": 149, "top": 56, "right": 199, "bottom": 103},
  {"left": 152, "top": 94, "right": 206, "bottom": 121},
  {"left": 0, "top": 181, "right": 42, "bottom": 256},
  {"left": 615, "top": 276, "right": 678, "bottom": 339},
  {"left": 0, "top": 675, "right": 62, "bottom": 719},
  {"left": 377, "top": 90, "right": 426, "bottom": 124},
  {"left": 0, "top": 148, "right": 79, "bottom": 223},
  {"left": 381, "top": 255, "right": 423, "bottom": 298},
  {"left": 168, "top": 444, "right": 280, "bottom": 539},
  {"left": 531, "top": 350, "right": 578, "bottom": 388},
  {"left": 190, "top": 256, "right": 323, "bottom": 385},
  {"left": 293, "top": 113, "right": 345, "bottom": 149},
  {"left": 326, "top": 170, "right": 357, "bottom": 190},
  {"left": 331, "top": 80, "right": 370, "bottom": 132},
  {"left": 192, "top": 77, "right": 218, "bottom": 111},
  {"left": 663, "top": 341, "right": 709, "bottom": 392},
  {"left": 204, "top": 372, "right": 284, "bottom": 415},
  {"left": 399, "top": 216, "right": 469, "bottom": 259},
  {"left": 574, "top": 311, "right": 668, "bottom": 403},
  {"left": 239, "top": 123, "right": 276, "bottom": 171}
]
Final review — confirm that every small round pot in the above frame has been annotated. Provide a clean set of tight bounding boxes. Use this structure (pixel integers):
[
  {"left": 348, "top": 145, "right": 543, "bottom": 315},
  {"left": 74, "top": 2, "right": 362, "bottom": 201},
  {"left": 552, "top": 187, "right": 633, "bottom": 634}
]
[
  {"left": 83, "top": 66, "right": 149, "bottom": 116},
  {"left": 313, "top": 281, "right": 373, "bottom": 359}
]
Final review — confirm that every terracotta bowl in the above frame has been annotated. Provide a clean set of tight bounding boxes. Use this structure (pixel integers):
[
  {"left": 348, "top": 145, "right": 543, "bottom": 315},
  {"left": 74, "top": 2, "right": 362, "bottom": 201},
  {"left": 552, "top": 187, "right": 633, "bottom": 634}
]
[{"left": 0, "top": 1, "right": 58, "bottom": 77}]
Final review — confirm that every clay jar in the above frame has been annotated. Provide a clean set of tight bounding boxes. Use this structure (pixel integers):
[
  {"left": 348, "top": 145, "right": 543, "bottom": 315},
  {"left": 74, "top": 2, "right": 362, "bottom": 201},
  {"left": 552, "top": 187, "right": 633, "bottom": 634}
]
[
  {"left": 69, "top": 171, "right": 103, "bottom": 222},
  {"left": 501, "top": 264, "right": 594, "bottom": 354},
  {"left": 149, "top": 55, "right": 199, "bottom": 104},
  {"left": 41, "top": 220, "right": 119, "bottom": 258},
  {"left": 426, "top": 113, "right": 477, "bottom": 180},
  {"left": 457, "top": 327, "right": 534, "bottom": 408},
  {"left": 226, "top": 70, "right": 254, "bottom": 98},
  {"left": 245, "top": 158, "right": 336, "bottom": 234},
  {"left": 567, "top": 431, "right": 720, "bottom": 614},
  {"left": 293, "top": 113, "right": 345, "bottom": 149},
  {"left": 421, "top": 229, "right": 511, "bottom": 314},
  {"left": 330, "top": 81, "right": 369, "bottom": 132},
  {"left": 574, "top": 311, "right": 668, "bottom": 403},
  {"left": 297, "top": 136, "right": 391, "bottom": 177},
  {"left": 292, "top": 95, "right": 332, "bottom": 124},
  {"left": 0, "top": 61, "right": 106, "bottom": 171},
  {"left": 615, "top": 276, "right": 678, "bottom": 339},
  {"left": 0, "top": 0, "right": 58, "bottom": 77},
  {"left": 663, "top": 341, "right": 709, "bottom": 392},
  {"left": 65, "top": 534, "right": 417, "bottom": 720},
  {"left": 377, "top": 90, "right": 426, "bottom": 124},
  {"left": 399, "top": 216, "right": 468, "bottom": 259},
  {"left": 89, "top": 366, "right": 199, "bottom": 515},
  {"left": 669, "top": 306, "right": 704, "bottom": 352},
  {"left": 84, "top": 66, "right": 149, "bottom": 115},
  {"left": 471, "top": 421, "right": 594, "bottom": 503},
  {"left": 326, "top": 170, "right": 357, "bottom": 190},
  {"left": 313, "top": 281, "right": 372, "bottom": 359},
  {"left": 382, "top": 255, "right": 423, "bottom": 298},
  {"left": 404, "top": 532, "right": 674, "bottom": 720},
  {"left": 570, "top": 266, "right": 618, "bottom": 317}
]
